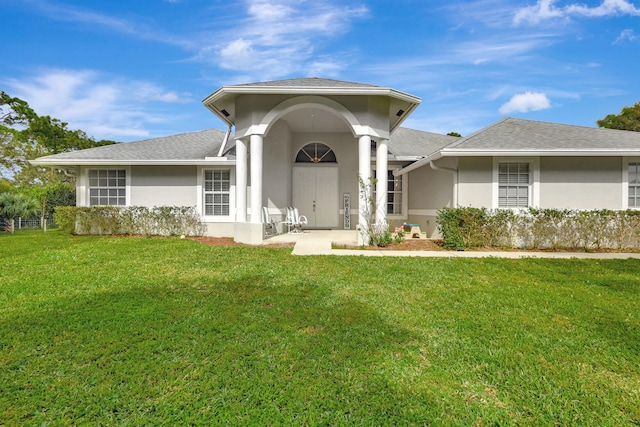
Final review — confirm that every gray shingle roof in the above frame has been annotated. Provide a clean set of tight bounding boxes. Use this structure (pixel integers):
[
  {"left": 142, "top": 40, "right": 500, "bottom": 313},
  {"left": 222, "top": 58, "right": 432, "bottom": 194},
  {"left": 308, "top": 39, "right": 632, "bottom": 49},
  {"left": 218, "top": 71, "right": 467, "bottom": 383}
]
[
  {"left": 33, "top": 126, "right": 453, "bottom": 164},
  {"left": 232, "top": 77, "right": 382, "bottom": 89},
  {"left": 389, "top": 127, "right": 460, "bottom": 158},
  {"left": 34, "top": 128, "right": 228, "bottom": 162},
  {"left": 35, "top": 117, "right": 640, "bottom": 166},
  {"left": 444, "top": 117, "right": 640, "bottom": 152}
]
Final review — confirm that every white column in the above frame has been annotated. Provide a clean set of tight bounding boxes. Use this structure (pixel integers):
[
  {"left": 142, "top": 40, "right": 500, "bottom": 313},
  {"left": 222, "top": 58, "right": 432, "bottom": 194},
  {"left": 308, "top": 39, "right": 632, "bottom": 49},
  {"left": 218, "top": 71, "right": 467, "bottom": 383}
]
[
  {"left": 235, "top": 138, "right": 247, "bottom": 222},
  {"left": 376, "top": 139, "right": 388, "bottom": 226},
  {"left": 250, "top": 134, "right": 263, "bottom": 223},
  {"left": 358, "top": 135, "right": 372, "bottom": 243}
]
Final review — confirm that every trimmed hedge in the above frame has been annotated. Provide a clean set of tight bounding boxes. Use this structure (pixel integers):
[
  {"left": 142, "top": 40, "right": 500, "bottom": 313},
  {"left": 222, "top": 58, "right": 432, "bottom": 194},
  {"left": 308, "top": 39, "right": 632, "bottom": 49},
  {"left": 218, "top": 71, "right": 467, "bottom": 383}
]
[
  {"left": 436, "top": 207, "right": 640, "bottom": 250},
  {"left": 54, "top": 206, "right": 204, "bottom": 237}
]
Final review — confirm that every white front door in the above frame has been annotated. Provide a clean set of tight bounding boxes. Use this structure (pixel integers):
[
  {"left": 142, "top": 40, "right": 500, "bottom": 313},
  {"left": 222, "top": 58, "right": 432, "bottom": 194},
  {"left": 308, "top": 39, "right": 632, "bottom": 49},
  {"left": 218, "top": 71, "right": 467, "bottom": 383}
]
[{"left": 293, "top": 166, "right": 338, "bottom": 228}]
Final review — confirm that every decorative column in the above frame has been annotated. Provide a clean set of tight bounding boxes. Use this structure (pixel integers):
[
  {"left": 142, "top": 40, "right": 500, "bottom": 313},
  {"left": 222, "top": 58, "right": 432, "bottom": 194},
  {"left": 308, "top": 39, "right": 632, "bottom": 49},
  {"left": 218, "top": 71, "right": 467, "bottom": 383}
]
[
  {"left": 358, "top": 134, "right": 372, "bottom": 244},
  {"left": 375, "top": 139, "right": 388, "bottom": 226},
  {"left": 250, "top": 134, "right": 263, "bottom": 223},
  {"left": 235, "top": 138, "right": 247, "bottom": 222}
]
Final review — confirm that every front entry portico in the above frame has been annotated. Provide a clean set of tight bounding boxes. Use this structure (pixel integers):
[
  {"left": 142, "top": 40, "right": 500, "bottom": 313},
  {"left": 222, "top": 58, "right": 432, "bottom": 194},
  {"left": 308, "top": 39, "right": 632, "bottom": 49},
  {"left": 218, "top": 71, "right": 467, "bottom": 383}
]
[{"left": 201, "top": 78, "right": 421, "bottom": 244}]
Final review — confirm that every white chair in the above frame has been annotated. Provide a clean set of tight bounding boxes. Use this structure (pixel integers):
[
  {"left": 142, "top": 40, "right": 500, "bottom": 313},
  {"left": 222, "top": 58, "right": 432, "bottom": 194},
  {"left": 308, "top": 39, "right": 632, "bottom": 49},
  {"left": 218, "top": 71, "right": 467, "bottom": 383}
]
[
  {"left": 262, "top": 207, "right": 278, "bottom": 236},
  {"left": 284, "top": 207, "right": 308, "bottom": 233}
]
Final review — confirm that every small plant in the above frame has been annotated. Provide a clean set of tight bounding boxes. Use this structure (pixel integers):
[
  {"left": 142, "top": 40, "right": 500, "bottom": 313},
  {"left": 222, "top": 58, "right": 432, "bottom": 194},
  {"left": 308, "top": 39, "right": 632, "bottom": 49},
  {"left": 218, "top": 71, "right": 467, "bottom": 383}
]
[
  {"left": 0, "top": 192, "right": 40, "bottom": 233},
  {"left": 392, "top": 226, "right": 406, "bottom": 244},
  {"left": 357, "top": 175, "right": 394, "bottom": 247}
]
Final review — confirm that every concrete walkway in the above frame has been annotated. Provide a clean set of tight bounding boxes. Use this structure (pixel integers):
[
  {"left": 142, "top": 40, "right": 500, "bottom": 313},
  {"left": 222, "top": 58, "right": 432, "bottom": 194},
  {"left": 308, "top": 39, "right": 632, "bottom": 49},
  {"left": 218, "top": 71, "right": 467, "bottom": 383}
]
[{"left": 264, "top": 230, "right": 640, "bottom": 259}]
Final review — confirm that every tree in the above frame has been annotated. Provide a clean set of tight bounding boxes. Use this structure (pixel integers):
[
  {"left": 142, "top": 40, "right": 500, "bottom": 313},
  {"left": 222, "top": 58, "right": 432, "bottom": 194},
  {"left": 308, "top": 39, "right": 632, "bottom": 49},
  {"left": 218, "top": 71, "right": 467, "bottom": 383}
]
[
  {"left": 22, "top": 182, "right": 75, "bottom": 228},
  {"left": 447, "top": 132, "right": 462, "bottom": 137},
  {"left": 0, "top": 192, "right": 39, "bottom": 233},
  {"left": 597, "top": 102, "right": 640, "bottom": 132},
  {"left": 0, "top": 179, "right": 13, "bottom": 194},
  {"left": 1, "top": 91, "right": 118, "bottom": 186}
]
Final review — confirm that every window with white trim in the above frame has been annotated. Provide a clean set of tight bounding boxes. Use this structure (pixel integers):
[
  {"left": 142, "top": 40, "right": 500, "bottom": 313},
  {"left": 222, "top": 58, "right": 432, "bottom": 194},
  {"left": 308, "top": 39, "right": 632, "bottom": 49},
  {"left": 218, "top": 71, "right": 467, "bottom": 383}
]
[
  {"left": 88, "top": 169, "right": 126, "bottom": 206},
  {"left": 373, "top": 170, "right": 403, "bottom": 215},
  {"left": 204, "top": 170, "right": 230, "bottom": 216},
  {"left": 629, "top": 162, "right": 640, "bottom": 208},
  {"left": 498, "top": 162, "right": 529, "bottom": 208}
]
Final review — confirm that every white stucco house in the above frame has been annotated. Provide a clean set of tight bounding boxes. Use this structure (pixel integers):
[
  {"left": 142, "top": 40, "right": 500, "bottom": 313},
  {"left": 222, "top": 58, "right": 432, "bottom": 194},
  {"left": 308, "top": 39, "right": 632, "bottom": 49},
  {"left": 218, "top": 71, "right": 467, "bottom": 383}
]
[{"left": 32, "top": 78, "right": 640, "bottom": 244}]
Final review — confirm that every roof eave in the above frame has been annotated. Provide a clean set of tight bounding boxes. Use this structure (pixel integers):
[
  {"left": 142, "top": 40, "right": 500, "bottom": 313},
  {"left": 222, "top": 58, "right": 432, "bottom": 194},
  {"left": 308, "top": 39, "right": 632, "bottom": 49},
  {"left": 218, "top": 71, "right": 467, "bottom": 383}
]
[
  {"left": 205, "top": 85, "right": 420, "bottom": 101},
  {"left": 30, "top": 159, "right": 235, "bottom": 167},
  {"left": 441, "top": 149, "right": 640, "bottom": 156},
  {"left": 394, "top": 152, "right": 444, "bottom": 176},
  {"left": 390, "top": 102, "right": 420, "bottom": 133}
]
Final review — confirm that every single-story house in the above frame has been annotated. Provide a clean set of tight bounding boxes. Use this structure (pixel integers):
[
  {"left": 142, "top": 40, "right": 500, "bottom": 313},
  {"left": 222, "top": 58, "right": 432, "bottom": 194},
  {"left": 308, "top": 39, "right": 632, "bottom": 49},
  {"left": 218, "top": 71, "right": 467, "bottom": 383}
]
[{"left": 32, "top": 77, "right": 640, "bottom": 244}]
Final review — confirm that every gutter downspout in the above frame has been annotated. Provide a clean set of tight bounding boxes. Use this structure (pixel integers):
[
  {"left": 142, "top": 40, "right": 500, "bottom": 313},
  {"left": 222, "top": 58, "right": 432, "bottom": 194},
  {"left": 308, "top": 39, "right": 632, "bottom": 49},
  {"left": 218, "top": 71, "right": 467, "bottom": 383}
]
[
  {"left": 430, "top": 160, "right": 458, "bottom": 208},
  {"left": 216, "top": 124, "right": 233, "bottom": 157}
]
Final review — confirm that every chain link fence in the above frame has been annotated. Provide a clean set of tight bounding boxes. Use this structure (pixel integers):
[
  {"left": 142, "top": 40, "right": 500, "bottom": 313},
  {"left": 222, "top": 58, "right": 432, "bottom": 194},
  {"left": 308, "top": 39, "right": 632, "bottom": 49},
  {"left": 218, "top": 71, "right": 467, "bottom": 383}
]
[{"left": 1, "top": 217, "right": 57, "bottom": 232}]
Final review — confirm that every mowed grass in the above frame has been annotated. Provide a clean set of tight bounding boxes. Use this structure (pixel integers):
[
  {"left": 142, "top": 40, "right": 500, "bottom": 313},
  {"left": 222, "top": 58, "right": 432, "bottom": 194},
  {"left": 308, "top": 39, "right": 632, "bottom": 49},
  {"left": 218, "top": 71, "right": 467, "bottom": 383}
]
[{"left": 1, "top": 231, "right": 639, "bottom": 426}]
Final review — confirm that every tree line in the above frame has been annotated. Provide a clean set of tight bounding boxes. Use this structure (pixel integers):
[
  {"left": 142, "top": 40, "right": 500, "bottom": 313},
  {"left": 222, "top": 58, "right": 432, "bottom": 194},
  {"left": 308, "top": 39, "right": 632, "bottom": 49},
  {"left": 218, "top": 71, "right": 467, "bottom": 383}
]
[{"left": 1, "top": 91, "right": 118, "bottom": 232}]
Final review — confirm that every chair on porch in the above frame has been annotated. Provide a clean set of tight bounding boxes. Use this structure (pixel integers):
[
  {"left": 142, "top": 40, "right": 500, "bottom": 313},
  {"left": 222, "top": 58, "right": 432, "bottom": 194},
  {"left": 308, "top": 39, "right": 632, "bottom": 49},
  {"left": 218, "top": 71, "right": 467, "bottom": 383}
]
[
  {"left": 262, "top": 207, "right": 278, "bottom": 236},
  {"left": 284, "top": 207, "right": 308, "bottom": 233}
]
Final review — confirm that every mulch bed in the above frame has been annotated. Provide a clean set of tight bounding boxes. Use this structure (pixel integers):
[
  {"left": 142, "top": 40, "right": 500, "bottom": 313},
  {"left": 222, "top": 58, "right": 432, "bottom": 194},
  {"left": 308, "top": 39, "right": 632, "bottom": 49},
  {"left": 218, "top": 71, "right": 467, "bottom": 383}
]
[
  {"left": 189, "top": 236, "right": 443, "bottom": 251},
  {"left": 188, "top": 236, "right": 295, "bottom": 248}
]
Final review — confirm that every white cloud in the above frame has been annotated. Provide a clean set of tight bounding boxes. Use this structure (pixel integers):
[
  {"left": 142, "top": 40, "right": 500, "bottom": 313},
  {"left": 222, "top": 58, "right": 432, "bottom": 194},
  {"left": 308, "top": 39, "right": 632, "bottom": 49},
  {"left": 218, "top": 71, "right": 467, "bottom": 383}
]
[
  {"left": 514, "top": 0, "right": 640, "bottom": 25},
  {"left": 30, "top": 0, "right": 193, "bottom": 49},
  {"left": 614, "top": 29, "right": 639, "bottom": 44},
  {"left": 499, "top": 92, "right": 551, "bottom": 114},
  {"left": 199, "top": 0, "right": 369, "bottom": 80},
  {"left": 2, "top": 69, "right": 193, "bottom": 141}
]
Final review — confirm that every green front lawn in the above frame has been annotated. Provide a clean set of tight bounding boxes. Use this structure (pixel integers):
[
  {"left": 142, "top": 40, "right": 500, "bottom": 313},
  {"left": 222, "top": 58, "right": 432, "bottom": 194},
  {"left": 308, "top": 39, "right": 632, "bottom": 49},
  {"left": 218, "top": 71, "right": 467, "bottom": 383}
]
[{"left": 1, "top": 231, "right": 639, "bottom": 425}]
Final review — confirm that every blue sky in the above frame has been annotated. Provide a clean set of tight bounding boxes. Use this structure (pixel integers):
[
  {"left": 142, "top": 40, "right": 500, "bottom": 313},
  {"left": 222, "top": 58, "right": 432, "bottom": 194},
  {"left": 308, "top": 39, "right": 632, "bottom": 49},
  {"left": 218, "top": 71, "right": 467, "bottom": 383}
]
[{"left": 1, "top": 0, "right": 639, "bottom": 142}]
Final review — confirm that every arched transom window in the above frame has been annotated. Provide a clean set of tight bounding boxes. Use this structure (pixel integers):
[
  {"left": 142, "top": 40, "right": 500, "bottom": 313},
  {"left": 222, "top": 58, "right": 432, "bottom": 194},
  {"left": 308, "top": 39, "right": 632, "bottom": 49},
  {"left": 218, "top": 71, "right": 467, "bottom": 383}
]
[{"left": 295, "top": 142, "right": 337, "bottom": 163}]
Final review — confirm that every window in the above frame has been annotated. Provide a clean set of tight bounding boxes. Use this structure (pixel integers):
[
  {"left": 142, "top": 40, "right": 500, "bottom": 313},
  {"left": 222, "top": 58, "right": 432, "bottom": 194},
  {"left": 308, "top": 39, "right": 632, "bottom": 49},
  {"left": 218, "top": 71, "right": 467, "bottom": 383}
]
[
  {"left": 295, "top": 142, "right": 337, "bottom": 163},
  {"left": 88, "top": 169, "right": 126, "bottom": 206},
  {"left": 629, "top": 162, "right": 640, "bottom": 208},
  {"left": 498, "top": 162, "right": 529, "bottom": 208},
  {"left": 204, "top": 170, "right": 230, "bottom": 216},
  {"left": 373, "top": 170, "right": 403, "bottom": 215}
]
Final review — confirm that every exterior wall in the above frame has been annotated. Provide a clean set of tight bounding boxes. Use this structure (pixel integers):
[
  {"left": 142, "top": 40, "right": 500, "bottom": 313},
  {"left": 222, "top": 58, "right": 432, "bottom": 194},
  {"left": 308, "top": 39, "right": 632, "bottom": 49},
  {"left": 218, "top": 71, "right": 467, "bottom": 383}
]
[
  {"left": 407, "top": 157, "right": 457, "bottom": 237},
  {"left": 457, "top": 157, "right": 493, "bottom": 208},
  {"left": 453, "top": 156, "right": 625, "bottom": 210},
  {"left": 262, "top": 120, "right": 293, "bottom": 222},
  {"left": 235, "top": 94, "right": 391, "bottom": 138},
  {"left": 540, "top": 157, "right": 622, "bottom": 209},
  {"left": 130, "top": 165, "right": 197, "bottom": 207}
]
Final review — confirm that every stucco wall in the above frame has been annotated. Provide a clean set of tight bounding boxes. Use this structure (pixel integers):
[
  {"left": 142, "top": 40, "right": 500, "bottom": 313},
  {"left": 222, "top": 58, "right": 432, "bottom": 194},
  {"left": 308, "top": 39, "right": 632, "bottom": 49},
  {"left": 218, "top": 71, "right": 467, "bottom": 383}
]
[
  {"left": 540, "top": 157, "right": 622, "bottom": 209},
  {"left": 235, "top": 94, "right": 391, "bottom": 138},
  {"left": 406, "top": 157, "right": 457, "bottom": 237},
  {"left": 457, "top": 157, "right": 493, "bottom": 208},
  {"left": 263, "top": 120, "right": 293, "bottom": 218},
  {"left": 130, "top": 165, "right": 197, "bottom": 207},
  {"left": 453, "top": 156, "right": 624, "bottom": 210}
]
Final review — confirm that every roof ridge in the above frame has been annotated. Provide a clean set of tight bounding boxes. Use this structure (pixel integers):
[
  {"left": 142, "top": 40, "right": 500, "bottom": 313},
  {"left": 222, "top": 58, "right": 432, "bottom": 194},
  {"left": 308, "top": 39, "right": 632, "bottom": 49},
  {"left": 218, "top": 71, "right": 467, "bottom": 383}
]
[
  {"left": 442, "top": 117, "right": 512, "bottom": 150},
  {"left": 231, "top": 77, "right": 383, "bottom": 88}
]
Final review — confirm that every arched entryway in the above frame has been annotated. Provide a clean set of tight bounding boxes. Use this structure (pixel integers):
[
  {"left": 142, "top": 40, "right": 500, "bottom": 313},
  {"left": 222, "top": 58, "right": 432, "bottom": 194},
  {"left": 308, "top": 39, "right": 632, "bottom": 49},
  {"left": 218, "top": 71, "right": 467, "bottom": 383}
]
[{"left": 293, "top": 142, "right": 339, "bottom": 228}]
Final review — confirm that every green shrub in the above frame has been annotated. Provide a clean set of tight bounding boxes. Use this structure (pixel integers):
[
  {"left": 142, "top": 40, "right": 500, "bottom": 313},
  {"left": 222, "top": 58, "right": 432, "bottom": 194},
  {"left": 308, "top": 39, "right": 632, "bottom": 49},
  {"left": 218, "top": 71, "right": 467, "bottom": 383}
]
[
  {"left": 54, "top": 205, "right": 204, "bottom": 236},
  {"left": 437, "top": 207, "right": 640, "bottom": 251}
]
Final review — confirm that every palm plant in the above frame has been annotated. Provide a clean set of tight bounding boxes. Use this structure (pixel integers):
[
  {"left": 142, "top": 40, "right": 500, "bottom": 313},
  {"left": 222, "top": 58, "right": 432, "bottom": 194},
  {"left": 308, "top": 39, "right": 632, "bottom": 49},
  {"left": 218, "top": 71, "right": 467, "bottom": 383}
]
[{"left": 0, "top": 192, "right": 40, "bottom": 233}]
